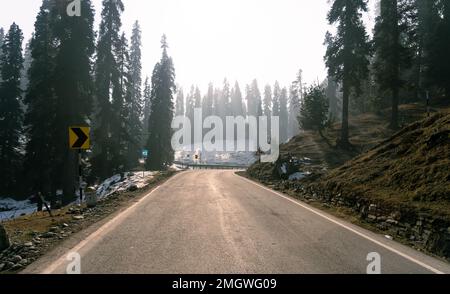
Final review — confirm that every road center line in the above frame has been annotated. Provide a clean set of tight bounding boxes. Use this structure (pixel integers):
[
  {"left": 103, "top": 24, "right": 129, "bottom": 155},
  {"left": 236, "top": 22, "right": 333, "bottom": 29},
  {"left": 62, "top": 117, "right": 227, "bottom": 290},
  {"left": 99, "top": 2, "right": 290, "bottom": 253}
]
[{"left": 237, "top": 174, "right": 445, "bottom": 274}]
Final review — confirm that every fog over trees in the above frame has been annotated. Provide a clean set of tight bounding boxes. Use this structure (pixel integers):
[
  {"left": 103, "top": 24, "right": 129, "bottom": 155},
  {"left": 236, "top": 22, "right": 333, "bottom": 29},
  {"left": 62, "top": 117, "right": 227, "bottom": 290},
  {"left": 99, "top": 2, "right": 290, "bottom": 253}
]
[{"left": 0, "top": 0, "right": 449, "bottom": 201}]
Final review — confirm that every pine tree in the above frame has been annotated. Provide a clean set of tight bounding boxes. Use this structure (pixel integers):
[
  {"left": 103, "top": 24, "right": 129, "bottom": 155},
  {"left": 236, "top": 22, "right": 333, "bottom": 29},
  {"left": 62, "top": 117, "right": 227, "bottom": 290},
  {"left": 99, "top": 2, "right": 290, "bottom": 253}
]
[
  {"left": 373, "top": 0, "right": 413, "bottom": 129},
  {"left": 20, "top": 38, "right": 32, "bottom": 94},
  {"left": 213, "top": 87, "right": 221, "bottom": 117},
  {"left": 125, "top": 21, "right": 143, "bottom": 168},
  {"left": 50, "top": 0, "right": 96, "bottom": 200},
  {"left": 23, "top": 0, "right": 59, "bottom": 198},
  {"left": 263, "top": 85, "right": 272, "bottom": 118},
  {"left": 117, "top": 32, "right": 133, "bottom": 170},
  {"left": 288, "top": 71, "right": 302, "bottom": 139},
  {"left": 0, "top": 28, "right": 4, "bottom": 83},
  {"left": 92, "top": 0, "right": 125, "bottom": 180},
  {"left": 288, "top": 84, "right": 300, "bottom": 138},
  {"left": 272, "top": 82, "right": 281, "bottom": 117},
  {"left": 324, "top": 0, "right": 371, "bottom": 147},
  {"left": 0, "top": 27, "right": 4, "bottom": 51},
  {"left": 245, "top": 80, "right": 262, "bottom": 147},
  {"left": 218, "top": 79, "right": 231, "bottom": 119},
  {"left": 299, "top": 85, "right": 329, "bottom": 135},
  {"left": 202, "top": 83, "right": 214, "bottom": 117},
  {"left": 293, "top": 69, "right": 304, "bottom": 100},
  {"left": 280, "top": 87, "right": 289, "bottom": 143},
  {"left": 428, "top": 0, "right": 450, "bottom": 99},
  {"left": 185, "top": 85, "right": 195, "bottom": 122},
  {"left": 194, "top": 86, "right": 202, "bottom": 109},
  {"left": 175, "top": 86, "right": 185, "bottom": 116},
  {"left": 246, "top": 80, "right": 262, "bottom": 117},
  {"left": 230, "top": 81, "right": 244, "bottom": 117},
  {"left": 0, "top": 23, "right": 24, "bottom": 194},
  {"left": 244, "top": 84, "right": 251, "bottom": 116},
  {"left": 229, "top": 81, "right": 244, "bottom": 142},
  {"left": 142, "top": 77, "right": 151, "bottom": 145},
  {"left": 414, "top": 0, "right": 440, "bottom": 92},
  {"left": 326, "top": 76, "right": 339, "bottom": 118},
  {"left": 145, "top": 35, "right": 176, "bottom": 170}
]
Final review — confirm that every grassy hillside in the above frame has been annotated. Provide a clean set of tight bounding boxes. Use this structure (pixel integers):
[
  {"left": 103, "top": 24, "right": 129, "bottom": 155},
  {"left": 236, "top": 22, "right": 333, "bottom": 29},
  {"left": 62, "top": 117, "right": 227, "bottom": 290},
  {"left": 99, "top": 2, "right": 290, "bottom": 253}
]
[
  {"left": 249, "top": 103, "right": 448, "bottom": 178},
  {"left": 246, "top": 103, "right": 450, "bottom": 259},
  {"left": 312, "top": 112, "right": 450, "bottom": 217}
]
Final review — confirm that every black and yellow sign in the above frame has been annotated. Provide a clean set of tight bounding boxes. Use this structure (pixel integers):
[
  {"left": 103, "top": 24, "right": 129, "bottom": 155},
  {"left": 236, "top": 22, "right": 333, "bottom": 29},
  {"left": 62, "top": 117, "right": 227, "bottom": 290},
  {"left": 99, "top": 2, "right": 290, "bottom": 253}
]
[{"left": 69, "top": 127, "right": 90, "bottom": 149}]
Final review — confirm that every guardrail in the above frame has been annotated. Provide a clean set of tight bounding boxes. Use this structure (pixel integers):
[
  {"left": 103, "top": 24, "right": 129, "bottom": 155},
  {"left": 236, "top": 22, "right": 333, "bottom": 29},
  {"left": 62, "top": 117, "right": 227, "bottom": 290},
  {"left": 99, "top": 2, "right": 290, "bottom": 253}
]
[{"left": 173, "top": 161, "right": 250, "bottom": 170}]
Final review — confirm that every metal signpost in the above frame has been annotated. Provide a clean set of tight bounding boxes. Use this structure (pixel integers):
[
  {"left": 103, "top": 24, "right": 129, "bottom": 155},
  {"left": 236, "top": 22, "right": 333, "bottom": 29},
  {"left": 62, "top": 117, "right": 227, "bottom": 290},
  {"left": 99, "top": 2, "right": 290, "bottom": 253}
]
[
  {"left": 69, "top": 127, "right": 91, "bottom": 205},
  {"left": 142, "top": 149, "right": 149, "bottom": 178}
]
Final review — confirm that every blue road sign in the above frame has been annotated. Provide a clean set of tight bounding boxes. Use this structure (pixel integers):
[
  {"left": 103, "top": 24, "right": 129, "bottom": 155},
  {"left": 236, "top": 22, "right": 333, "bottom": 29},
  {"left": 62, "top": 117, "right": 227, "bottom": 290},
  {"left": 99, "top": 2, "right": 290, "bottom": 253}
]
[{"left": 142, "top": 149, "right": 149, "bottom": 158}]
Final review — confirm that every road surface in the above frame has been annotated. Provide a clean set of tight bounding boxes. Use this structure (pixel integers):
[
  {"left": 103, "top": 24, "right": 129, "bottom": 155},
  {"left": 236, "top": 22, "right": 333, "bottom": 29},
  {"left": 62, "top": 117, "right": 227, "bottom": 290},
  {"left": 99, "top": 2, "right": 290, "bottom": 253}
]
[{"left": 24, "top": 170, "right": 450, "bottom": 274}]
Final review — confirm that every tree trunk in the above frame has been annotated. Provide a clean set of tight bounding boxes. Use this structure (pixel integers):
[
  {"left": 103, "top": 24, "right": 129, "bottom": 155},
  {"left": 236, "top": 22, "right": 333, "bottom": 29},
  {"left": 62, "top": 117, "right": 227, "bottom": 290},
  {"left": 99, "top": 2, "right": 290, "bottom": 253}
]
[
  {"left": 37, "top": 194, "right": 43, "bottom": 212},
  {"left": 390, "top": 0, "right": 400, "bottom": 130},
  {"left": 339, "top": 80, "right": 350, "bottom": 148},
  {"left": 390, "top": 86, "right": 399, "bottom": 129},
  {"left": 62, "top": 149, "right": 77, "bottom": 205}
]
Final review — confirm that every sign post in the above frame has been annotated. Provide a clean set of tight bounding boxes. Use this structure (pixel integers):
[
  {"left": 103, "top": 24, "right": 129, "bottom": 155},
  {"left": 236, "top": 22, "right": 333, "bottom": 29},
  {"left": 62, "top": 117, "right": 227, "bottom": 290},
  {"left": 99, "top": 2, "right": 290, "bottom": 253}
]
[
  {"left": 69, "top": 127, "right": 91, "bottom": 205},
  {"left": 142, "top": 149, "right": 149, "bottom": 178}
]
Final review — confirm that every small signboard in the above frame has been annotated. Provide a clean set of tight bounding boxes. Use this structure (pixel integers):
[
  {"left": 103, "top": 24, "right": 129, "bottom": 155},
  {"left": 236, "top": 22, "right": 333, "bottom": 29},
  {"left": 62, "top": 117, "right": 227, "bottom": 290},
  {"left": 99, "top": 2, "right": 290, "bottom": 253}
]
[{"left": 69, "top": 127, "right": 90, "bottom": 150}]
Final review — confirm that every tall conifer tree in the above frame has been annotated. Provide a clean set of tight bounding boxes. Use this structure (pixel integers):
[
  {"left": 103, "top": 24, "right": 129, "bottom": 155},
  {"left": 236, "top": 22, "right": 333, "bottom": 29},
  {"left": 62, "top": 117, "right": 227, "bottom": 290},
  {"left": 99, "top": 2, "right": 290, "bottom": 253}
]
[
  {"left": 145, "top": 35, "right": 176, "bottom": 170},
  {"left": 125, "top": 21, "right": 143, "bottom": 168},
  {"left": 0, "top": 23, "right": 24, "bottom": 194},
  {"left": 324, "top": 0, "right": 370, "bottom": 147},
  {"left": 92, "top": 0, "right": 125, "bottom": 179}
]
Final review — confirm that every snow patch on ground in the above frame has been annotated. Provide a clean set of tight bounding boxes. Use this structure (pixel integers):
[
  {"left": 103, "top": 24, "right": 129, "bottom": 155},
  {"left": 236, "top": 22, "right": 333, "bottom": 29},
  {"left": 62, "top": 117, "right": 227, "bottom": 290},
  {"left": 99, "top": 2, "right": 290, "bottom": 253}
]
[
  {"left": 1, "top": 171, "right": 158, "bottom": 221},
  {"left": 96, "top": 171, "right": 157, "bottom": 199},
  {"left": 0, "top": 198, "right": 37, "bottom": 221},
  {"left": 280, "top": 163, "right": 288, "bottom": 175},
  {"left": 170, "top": 164, "right": 184, "bottom": 171},
  {"left": 288, "top": 172, "right": 312, "bottom": 181}
]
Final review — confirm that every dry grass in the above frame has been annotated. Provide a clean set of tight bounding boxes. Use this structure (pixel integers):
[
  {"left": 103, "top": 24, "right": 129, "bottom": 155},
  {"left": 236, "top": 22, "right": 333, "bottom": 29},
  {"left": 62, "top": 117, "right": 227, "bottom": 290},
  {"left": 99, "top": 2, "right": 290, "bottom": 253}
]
[
  {"left": 3, "top": 209, "right": 74, "bottom": 243},
  {"left": 319, "top": 112, "right": 450, "bottom": 219},
  {"left": 248, "top": 103, "right": 450, "bottom": 218},
  {"left": 2, "top": 171, "right": 177, "bottom": 246}
]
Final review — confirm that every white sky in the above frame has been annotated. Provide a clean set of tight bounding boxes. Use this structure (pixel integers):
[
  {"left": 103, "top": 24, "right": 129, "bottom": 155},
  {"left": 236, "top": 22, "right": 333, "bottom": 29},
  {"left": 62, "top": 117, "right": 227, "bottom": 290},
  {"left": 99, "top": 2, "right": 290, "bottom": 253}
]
[{"left": 0, "top": 0, "right": 376, "bottom": 93}]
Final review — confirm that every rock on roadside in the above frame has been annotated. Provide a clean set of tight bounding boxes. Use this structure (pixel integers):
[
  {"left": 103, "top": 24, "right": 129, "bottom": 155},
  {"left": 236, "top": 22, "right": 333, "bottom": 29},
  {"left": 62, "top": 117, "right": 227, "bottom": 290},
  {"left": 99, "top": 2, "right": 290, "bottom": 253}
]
[{"left": 0, "top": 224, "right": 10, "bottom": 252}]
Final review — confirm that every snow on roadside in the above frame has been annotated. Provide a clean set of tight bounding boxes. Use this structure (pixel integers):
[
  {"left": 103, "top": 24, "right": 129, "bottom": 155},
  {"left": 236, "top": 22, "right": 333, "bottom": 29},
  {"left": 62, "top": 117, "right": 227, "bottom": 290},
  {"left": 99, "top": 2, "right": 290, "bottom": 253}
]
[
  {"left": 280, "top": 163, "right": 288, "bottom": 175},
  {"left": 95, "top": 171, "right": 157, "bottom": 199},
  {"left": 288, "top": 172, "right": 312, "bottom": 181},
  {"left": 170, "top": 164, "right": 185, "bottom": 171},
  {"left": 0, "top": 198, "right": 37, "bottom": 221},
  {"left": 1, "top": 171, "right": 158, "bottom": 221}
]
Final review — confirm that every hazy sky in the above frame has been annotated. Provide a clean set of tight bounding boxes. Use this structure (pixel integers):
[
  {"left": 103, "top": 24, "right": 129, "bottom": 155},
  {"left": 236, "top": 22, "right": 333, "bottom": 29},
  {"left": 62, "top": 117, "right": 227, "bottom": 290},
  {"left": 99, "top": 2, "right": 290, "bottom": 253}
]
[{"left": 0, "top": 0, "right": 376, "bottom": 93}]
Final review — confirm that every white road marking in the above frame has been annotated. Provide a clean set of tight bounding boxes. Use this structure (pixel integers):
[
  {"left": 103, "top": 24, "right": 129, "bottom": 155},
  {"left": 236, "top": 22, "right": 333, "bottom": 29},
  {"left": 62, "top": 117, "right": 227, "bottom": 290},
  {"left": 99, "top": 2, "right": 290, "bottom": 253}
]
[
  {"left": 238, "top": 175, "right": 445, "bottom": 274},
  {"left": 39, "top": 170, "right": 446, "bottom": 274},
  {"left": 41, "top": 172, "right": 184, "bottom": 274}
]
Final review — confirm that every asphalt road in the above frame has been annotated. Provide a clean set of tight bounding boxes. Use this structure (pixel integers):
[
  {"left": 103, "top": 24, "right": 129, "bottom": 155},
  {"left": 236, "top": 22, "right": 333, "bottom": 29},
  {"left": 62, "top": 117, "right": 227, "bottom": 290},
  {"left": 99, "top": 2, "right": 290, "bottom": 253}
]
[{"left": 25, "top": 170, "right": 450, "bottom": 274}]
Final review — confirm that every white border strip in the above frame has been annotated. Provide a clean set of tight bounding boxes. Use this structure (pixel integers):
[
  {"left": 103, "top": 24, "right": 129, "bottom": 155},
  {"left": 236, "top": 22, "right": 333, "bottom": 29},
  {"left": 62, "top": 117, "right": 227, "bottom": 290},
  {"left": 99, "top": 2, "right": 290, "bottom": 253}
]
[{"left": 238, "top": 175, "right": 445, "bottom": 274}]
